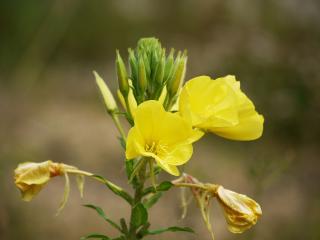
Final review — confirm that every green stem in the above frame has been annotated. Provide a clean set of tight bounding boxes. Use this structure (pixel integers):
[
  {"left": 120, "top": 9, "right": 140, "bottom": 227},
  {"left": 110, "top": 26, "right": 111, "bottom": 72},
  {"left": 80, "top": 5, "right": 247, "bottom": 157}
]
[
  {"left": 111, "top": 113, "right": 127, "bottom": 141},
  {"left": 128, "top": 161, "right": 147, "bottom": 240}
]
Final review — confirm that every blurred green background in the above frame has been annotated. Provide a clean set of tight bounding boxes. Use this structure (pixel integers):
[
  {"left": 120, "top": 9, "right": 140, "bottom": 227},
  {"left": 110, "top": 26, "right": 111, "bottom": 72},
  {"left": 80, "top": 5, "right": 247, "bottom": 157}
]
[{"left": 1, "top": 0, "right": 320, "bottom": 239}]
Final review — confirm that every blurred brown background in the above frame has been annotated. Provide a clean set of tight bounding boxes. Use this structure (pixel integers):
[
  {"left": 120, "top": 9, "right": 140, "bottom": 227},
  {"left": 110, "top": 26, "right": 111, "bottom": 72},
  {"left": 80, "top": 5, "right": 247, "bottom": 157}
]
[{"left": 1, "top": 0, "right": 320, "bottom": 239}]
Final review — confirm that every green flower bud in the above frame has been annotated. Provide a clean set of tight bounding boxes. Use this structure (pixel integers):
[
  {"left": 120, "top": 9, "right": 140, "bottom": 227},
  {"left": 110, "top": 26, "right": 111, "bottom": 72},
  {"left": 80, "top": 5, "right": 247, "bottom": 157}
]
[
  {"left": 154, "top": 50, "right": 165, "bottom": 85},
  {"left": 164, "top": 49, "right": 175, "bottom": 83},
  {"left": 116, "top": 50, "right": 129, "bottom": 97},
  {"left": 137, "top": 54, "right": 147, "bottom": 101},
  {"left": 167, "top": 51, "right": 187, "bottom": 96},
  {"left": 128, "top": 48, "right": 138, "bottom": 87}
]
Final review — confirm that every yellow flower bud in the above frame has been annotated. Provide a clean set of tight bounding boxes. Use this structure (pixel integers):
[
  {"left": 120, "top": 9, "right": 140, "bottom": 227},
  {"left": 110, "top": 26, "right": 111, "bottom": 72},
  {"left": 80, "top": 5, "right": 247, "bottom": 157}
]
[
  {"left": 216, "top": 186, "right": 262, "bottom": 233},
  {"left": 94, "top": 71, "right": 118, "bottom": 113},
  {"left": 117, "top": 80, "right": 138, "bottom": 118},
  {"left": 14, "top": 161, "right": 65, "bottom": 201}
]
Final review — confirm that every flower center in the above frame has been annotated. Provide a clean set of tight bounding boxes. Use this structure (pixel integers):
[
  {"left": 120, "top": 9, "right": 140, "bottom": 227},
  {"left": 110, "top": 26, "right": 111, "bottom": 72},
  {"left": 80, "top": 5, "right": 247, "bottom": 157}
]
[{"left": 145, "top": 141, "right": 168, "bottom": 156}]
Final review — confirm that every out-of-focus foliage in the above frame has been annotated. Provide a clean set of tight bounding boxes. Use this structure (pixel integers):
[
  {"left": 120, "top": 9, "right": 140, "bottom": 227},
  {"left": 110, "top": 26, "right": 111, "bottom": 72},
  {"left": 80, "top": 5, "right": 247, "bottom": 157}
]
[{"left": 1, "top": 1, "right": 319, "bottom": 240}]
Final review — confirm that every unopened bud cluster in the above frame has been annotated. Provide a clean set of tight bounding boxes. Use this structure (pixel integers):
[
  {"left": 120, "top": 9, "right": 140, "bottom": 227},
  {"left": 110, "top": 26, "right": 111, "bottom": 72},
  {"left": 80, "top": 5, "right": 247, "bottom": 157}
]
[{"left": 116, "top": 37, "right": 187, "bottom": 111}]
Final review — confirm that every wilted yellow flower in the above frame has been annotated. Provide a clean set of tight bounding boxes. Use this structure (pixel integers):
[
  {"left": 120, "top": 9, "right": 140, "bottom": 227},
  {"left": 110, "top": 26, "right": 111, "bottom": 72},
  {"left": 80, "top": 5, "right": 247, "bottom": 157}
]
[
  {"left": 14, "top": 161, "right": 65, "bottom": 201},
  {"left": 14, "top": 160, "right": 92, "bottom": 214},
  {"left": 216, "top": 186, "right": 262, "bottom": 233},
  {"left": 179, "top": 75, "right": 264, "bottom": 140},
  {"left": 126, "top": 100, "right": 203, "bottom": 176}
]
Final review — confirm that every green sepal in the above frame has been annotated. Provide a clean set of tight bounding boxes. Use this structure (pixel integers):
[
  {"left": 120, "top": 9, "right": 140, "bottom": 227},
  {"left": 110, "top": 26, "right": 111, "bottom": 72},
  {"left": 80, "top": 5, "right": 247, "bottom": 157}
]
[
  {"left": 93, "top": 175, "right": 133, "bottom": 205},
  {"left": 83, "top": 204, "right": 122, "bottom": 232},
  {"left": 80, "top": 233, "right": 111, "bottom": 240},
  {"left": 130, "top": 203, "right": 148, "bottom": 228}
]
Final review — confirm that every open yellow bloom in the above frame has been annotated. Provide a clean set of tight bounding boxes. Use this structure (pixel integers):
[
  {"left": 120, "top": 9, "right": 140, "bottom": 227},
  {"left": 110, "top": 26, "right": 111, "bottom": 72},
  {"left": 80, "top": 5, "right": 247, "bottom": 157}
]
[
  {"left": 126, "top": 100, "right": 203, "bottom": 176},
  {"left": 216, "top": 186, "right": 262, "bottom": 233},
  {"left": 179, "top": 75, "right": 264, "bottom": 140}
]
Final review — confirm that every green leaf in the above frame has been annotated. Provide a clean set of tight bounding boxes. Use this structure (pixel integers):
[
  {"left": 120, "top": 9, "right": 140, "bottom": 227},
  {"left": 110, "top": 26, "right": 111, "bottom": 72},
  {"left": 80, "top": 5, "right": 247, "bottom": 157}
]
[
  {"left": 93, "top": 175, "right": 133, "bottom": 205},
  {"left": 157, "top": 181, "right": 173, "bottom": 191},
  {"left": 112, "top": 237, "right": 125, "bottom": 240},
  {"left": 83, "top": 204, "right": 122, "bottom": 232},
  {"left": 145, "top": 226, "right": 194, "bottom": 235},
  {"left": 143, "top": 181, "right": 173, "bottom": 195},
  {"left": 80, "top": 233, "right": 111, "bottom": 240},
  {"left": 130, "top": 203, "right": 148, "bottom": 228},
  {"left": 144, "top": 192, "right": 162, "bottom": 209},
  {"left": 120, "top": 218, "right": 128, "bottom": 235}
]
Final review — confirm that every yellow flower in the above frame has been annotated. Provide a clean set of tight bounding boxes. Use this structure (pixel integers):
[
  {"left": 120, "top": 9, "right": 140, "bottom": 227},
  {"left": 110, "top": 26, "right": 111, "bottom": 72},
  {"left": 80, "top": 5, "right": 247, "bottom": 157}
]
[
  {"left": 179, "top": 75, "right": 264, "bottom": 140},
  {"left": 126, "top": 100, "right": 203, "bottom": 176},
  {"left": 216, "top": 186, "right": 262, "bottom": 233}
]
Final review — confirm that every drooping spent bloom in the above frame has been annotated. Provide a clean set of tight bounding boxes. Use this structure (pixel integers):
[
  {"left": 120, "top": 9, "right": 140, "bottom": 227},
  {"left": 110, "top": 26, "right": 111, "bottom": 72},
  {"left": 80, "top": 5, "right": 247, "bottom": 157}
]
[
  {"left": 216, "top": 186, "right": 262, "bottom": 233},
  {"left": 14, "top": 160, "right": 92, "bottom": 214},
  {"left": 14, "top": 161, "right": 67, "bottom": 201},
  {"left": 126, "top": 100, "right": 203, "bottom": 176},
  {"left": 179, "top": 75, "right": 264, "bottom": 140}
]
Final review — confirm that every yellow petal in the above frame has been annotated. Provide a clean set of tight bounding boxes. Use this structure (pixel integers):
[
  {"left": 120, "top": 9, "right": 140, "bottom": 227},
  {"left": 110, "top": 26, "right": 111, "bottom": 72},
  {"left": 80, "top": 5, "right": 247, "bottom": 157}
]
[
  {"left": 20, "top": 184, "right": 45, "bottom": 202},
  {"left": 15, "top": 161, "right": 52, "bottom": 186},
  {"left": 162, "top": 144, "right": 193, "bottom": 166},
  {"left": 126, "top": 127, "right": 145, "bottom": 160},
  {"left": 154, "top": 156, "right": 180, "bottom": 176},
  {"left": 212, "top": 111, "right": 264, "bottom": 140}
]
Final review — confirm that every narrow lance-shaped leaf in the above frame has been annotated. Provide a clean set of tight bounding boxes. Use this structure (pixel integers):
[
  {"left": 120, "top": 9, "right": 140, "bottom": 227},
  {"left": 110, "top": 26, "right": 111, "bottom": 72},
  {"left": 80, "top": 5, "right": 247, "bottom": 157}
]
[
  {"left": 93, "top": 175, "right": 133, "bottom": 205},
  {"left": 83, "top": 204, "right": 122, "bottom": 232},
  {"left": 144, "top": 226, "right": 194, "bottom": 236},
  {"left": 143, "top": 192, "right": 163, "bottom": 209},
  {"left": 80, "top": 233, "right": 111, "bottom": 240},
  {"left": 143, "top": 181, "right": 173, "bottom": 195}
]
